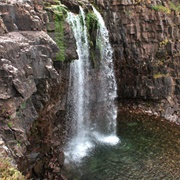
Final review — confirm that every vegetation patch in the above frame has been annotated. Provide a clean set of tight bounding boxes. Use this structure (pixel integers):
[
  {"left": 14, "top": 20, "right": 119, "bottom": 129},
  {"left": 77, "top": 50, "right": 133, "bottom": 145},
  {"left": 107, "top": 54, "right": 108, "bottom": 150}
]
[
  {"left": 151, "top": 2, "right": 180, "bottom": 14},
  {"left": 7, "top": 122, "right": 13, "bottom": 128},
  {"left": 85, "top": 12, "right": 98, "bottom": 34},
  {"left": 151, "top": 4, "right": 171, "bottom": 14},
  {"left": 45, "top": 2, "right": 68, "bottom": 61},
  {"left": 159, "top": 38, "right": 169, "bottom": 47},
  {"left": 54, "top": 10, "right": 66, "bottom": 61},
  {"left": 0, "top": 158, "right": 25, "bottom": 180},
  {"left": 153, "top": 73, "right": 169, "bottom": 79},
  {"left": 20, "top": 102, "right": 26, "bottom": 110},
  {"left": 85, "top": 12, "right": 99, "bottom": 68},
  {"left": 169, "top": 2, "right": 180, "bottom": 13}
]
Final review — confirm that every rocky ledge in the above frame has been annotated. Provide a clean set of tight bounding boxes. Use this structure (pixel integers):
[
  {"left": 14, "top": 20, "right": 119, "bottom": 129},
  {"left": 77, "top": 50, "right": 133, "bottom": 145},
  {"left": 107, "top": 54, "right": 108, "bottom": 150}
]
[{"left": 0, "top": 0, "right": 77, "bottom": 179}]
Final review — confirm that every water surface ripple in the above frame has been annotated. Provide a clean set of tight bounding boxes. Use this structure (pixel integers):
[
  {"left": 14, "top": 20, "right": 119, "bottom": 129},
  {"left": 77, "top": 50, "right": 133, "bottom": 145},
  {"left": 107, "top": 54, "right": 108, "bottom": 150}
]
[{"left": 64, "top": 111, "right": 180, "bottom": 180}]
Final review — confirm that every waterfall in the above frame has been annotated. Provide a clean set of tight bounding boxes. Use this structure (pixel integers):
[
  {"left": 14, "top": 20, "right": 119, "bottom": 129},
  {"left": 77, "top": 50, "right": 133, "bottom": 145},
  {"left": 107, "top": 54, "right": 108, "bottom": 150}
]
[
  {"left": 91, "top": 6, "right": 118, "bottom": 136},
  {"left": 65, "top": 6, "right": 119, "bottom": 163},
  {"left": 65, "top": 7, "right": 92, "bottom": 162}
]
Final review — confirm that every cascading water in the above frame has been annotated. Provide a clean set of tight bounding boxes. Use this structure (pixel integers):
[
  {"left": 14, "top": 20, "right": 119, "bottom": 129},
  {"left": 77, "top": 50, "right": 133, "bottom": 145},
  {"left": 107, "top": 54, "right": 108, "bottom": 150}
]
[
  {"left": 65, "top": 6, "right": 119, "bottom": 163},
  {"left": 90, "top": 7, "right": 118, "bottom": 140},
  {"left": 65, "top": 7, "right": 92, "bottom": 162}
]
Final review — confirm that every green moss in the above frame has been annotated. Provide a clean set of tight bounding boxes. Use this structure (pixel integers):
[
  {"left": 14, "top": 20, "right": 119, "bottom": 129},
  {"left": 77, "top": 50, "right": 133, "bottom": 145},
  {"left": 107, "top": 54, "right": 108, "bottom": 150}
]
[
  {"left": 53, "top": 5, "right": 68, "bottom": 61},
  {"left": 45, "top": 4, "right": 68, "bottom": 61},
  {"left": 169, "top": 2, "right": 180, "bottom": 13},
  {"left": 0, "top": 158, "right": 25, "bottom": 180},
  {"left": 17, "top": 141, "right": 21, "bottom": 147},
  {"left": 85, "top": 12, "right": 98, "bottom": 33},
  {"left": 151, "top": 2, "right": 180, "bottom": 14},
  {"left": 7, "top": 122, "right": 13, "bottom": 128},
  {"left": 85, "top": 12, "right": 99, "bottom": 68},
  {"left": 54, "top": 13, "right": 66, "bottom": 61},
  {"left": 151, "top": 4, "right": 171, "bottom": 14},
  {"left": 20, "top": 102, "right": 26, "bottom": 109},
  {"left": 153, "top": 73, "right": 169, "bottom": 79}
]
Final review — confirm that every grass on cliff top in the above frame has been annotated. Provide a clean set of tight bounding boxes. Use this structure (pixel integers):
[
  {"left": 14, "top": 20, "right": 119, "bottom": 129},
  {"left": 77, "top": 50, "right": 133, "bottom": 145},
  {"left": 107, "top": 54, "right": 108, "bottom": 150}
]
[
  {"left": 151, "top": 2, "right": 180, "bottom": 14},
  {"left": 0, "top": 158, "right": 25, "bottom": 180}
]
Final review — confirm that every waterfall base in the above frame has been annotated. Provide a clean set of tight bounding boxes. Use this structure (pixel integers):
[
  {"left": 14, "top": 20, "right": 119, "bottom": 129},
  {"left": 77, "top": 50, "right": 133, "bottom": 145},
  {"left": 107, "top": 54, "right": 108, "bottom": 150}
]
[
  {"left": 64, "top": 132, "right": 120, "bottom": 163},
  {"left": 63, "top": 112, "right": 180, "bottom": 180}
]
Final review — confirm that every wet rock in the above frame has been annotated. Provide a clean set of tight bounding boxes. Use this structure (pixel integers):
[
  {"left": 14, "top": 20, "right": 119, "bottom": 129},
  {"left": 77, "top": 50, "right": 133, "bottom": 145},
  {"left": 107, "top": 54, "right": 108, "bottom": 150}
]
[
  {"left": 58, "top": 151, "right": 65, "bottom": 166},
  {"left": 97, "top": 0, "right": 180, "bottom": 123},
  {"left": 27, "top": 152, "right": 39, "bottom": 163},
  {"left": 0, "top": 0, "right": 71, "bottom": 178},
  {"left": 61, "top": 0, "right": 80, "bottom": 14},
  {"left": 0, "top": 16, "right": 7, "bottom": 35},
  {"left": 33, "top": 159, "right": 45, "bottom": 176},
  {"left": 45, "top": 7, "right": 78, "bottom": 62},
  {"left": 164, "top": 107, "right": 174, "bottom": 116}
]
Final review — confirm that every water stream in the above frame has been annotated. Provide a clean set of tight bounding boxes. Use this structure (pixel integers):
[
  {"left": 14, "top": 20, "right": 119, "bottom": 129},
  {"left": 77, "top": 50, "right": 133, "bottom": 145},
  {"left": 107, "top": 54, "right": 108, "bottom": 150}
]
[
  {"left": 65, "top": 7, "right": 119, "bottom": 163},
  {"left": 63, "top": 5, "right": 180, "bottom": 180}
]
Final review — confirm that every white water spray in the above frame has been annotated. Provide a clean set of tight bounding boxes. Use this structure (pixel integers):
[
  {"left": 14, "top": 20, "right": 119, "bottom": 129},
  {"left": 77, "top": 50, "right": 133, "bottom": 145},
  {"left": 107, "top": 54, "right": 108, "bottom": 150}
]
[
  {"left": 65, "top": 6, "right": 119, "bottom": 163},
  {"left": 65, "top": 7, "right": 92, "bottom": 162},
  {"left": 92, "top": 6, "right": 118, "bottom": 135}
]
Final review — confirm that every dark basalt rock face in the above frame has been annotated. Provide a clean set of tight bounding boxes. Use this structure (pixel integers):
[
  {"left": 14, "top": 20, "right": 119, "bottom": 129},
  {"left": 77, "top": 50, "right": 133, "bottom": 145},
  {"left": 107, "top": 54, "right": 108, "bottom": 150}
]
[
  {"left": 0, "top": 0, "right": 77, "bottom": 179},
  {"left": 61, "top": 0, "right": 80, "bottom": 14},
  {"left": 94, "top": 0, "right": 180, "bottom": 124}
]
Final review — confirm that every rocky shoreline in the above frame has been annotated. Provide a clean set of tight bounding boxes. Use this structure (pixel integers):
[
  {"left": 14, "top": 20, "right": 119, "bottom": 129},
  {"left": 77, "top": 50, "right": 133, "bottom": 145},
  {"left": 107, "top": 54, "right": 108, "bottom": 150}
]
[{"left": 118, "top": 99, "right": 180, "bottom": 125}]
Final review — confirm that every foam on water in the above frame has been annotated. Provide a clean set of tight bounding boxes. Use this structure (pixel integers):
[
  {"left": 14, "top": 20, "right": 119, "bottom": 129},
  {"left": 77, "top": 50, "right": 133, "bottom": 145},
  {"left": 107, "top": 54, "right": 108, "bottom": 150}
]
[
  {"left": 92, "top": 132, "right": 120, "bottom": 145},
  {"left": 65, "top": 137, "right": 94, "bottom": 163}
]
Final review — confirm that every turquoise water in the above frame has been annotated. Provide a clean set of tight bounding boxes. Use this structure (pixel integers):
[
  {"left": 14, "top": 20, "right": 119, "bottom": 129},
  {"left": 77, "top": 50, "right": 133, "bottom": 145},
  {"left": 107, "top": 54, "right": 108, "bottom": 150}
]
[{"left": 63, "top": 111, "right": 180, "bottom": 180}]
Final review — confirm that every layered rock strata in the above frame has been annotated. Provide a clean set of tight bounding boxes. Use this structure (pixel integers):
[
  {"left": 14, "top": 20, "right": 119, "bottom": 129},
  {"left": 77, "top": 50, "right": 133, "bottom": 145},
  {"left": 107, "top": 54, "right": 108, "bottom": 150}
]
[
  {"left": 0, "top": 0, "right": 77, "bottom": 179},
  {"left": 93, "top": 0, "right": 180, "bottom": 124}
]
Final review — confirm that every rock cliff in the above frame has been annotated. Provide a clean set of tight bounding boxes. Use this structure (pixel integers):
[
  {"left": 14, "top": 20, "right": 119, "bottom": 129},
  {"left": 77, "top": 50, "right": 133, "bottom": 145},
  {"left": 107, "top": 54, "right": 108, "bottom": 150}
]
[
  {"left": 0, "top": 0, "right": 179, "bottom": 179},
  {"left": 0, "top": 0, "right": 76, "bottom": 179},
  {"left": 92, "top": 0, "right": 180, "bottom": 124}
]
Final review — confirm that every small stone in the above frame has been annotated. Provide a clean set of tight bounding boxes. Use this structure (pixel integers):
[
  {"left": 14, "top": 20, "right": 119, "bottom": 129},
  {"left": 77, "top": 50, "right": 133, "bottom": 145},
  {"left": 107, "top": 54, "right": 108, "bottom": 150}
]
[{"left": 0, "top": 140, "right": 4, "bottom": 145}]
